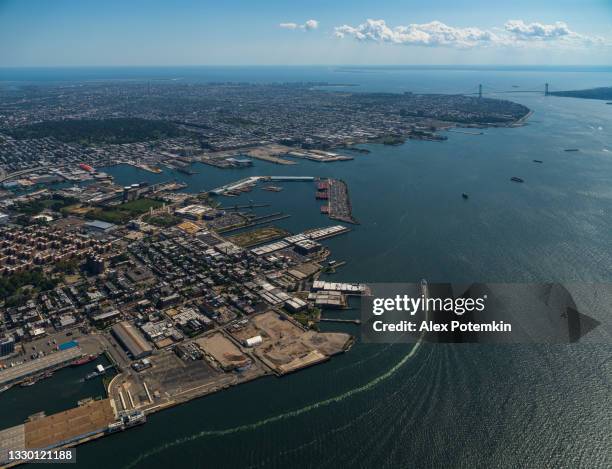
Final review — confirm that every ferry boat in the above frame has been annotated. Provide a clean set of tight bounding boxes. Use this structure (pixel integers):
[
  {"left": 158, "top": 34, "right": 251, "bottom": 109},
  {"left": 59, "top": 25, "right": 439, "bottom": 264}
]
[{"left": 107, "top": 410, "right": 147, "bottom": 433}]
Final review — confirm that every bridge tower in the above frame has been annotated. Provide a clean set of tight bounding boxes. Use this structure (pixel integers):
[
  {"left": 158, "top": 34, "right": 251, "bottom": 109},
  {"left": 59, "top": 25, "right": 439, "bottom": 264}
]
[
  {"left": 545, "top": 83, "right": 549, "bottom": 96},
  {"left": 478, "top": 84, "right": 482, "bottom": 99}
]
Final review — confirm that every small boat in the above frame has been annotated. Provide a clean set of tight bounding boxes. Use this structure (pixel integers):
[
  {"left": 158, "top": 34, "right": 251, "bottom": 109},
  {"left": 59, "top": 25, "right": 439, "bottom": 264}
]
[
  {"left": 510, "top": 177, "right": 524, "bottom": 183},
  {"left": 20, "top": 379, "right": 37, "bottom": 387},
  {"left": 0, "top": 385, "right": 11, "bottom": 393},
  {"left": 564, "top": 148, "right": 579, "bottom": 152},
  {"left": 533, "top": 160, "right": 543, "bottom": 163},
  {"left": 462, "top": 193, "right": 469, "bottom": 199},
  {"left": 262, "top": 186, "right": 283, "bottom": 192},
  {"left": 85, "top": 371, "right": 100, "bottom": 380}
]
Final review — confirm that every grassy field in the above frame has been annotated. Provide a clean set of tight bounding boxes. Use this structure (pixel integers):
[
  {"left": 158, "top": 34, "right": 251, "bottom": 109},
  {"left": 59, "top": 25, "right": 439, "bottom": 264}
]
[
  {"left": 227, "top": 226, "right": 290, "bottom": 247},
  {"left": 142, "top": 212, "right": 180, "bottom": 227},
  {"left": 15, "top": 196, "right": 79, "bottom": 215},
  {"left": 87, "top": 198, "right": 164, "bottom": 224}
]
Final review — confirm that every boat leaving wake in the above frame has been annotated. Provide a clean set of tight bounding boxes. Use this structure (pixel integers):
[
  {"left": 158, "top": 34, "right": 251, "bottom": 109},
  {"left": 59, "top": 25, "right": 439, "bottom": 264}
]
[{"left": 124, "top": 311, "right": 429, "bottom": 469}]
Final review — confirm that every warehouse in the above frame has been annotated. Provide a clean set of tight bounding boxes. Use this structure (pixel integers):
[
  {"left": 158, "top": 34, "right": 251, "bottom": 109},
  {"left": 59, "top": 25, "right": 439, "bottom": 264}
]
[{"left": 111, "top": 321, "right": 153, "bottom": 359}]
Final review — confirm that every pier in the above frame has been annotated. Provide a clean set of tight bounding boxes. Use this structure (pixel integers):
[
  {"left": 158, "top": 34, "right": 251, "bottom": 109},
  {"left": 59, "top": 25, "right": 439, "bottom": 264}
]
[
  {"left": 218, "top": 203, "right": 271, "bottom": 210},
  {"left": 316, "top": 179, "right": 359, "bottom": 225},
  {"left": 447, "top": 129, "right": 484, "bottom": 135},
  {"left": 210, "top": 176, "right": 315, "bottom": 196},
  {"left": 319, "top": 318, "right": 361, "bottom": 325}
]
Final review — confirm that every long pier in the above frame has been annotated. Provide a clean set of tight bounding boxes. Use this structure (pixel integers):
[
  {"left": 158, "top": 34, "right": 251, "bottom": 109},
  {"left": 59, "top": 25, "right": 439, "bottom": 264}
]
[
  {"left": 319, "top": 318, "right": 361, "bottom": 325},
  {"left": 210, "top": 176, "right": 314, "bottom": 195},
  {"left": 447, "top": 129, "right": 484, "bottom": 135},
  {"left": 327, "top": 179, "right": 358, "bottom": 225},
  {"left": 218, "top": 203, "right": 270, "bottom": 210}
]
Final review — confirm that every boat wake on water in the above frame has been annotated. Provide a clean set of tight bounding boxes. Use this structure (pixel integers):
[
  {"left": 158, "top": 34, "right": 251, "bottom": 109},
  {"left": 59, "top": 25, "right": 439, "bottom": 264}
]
[{"left": 124, "top": 307, "right": 430, "bottom": 469}]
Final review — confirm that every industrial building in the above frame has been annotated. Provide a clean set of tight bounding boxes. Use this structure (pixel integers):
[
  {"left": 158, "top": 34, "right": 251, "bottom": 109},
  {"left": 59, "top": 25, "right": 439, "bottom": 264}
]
[
  {"left": 111, "top": 321, "right": 153, "bottom": 359},
  {"left": 175, "top": 204, "right": 214, "bottom": 220},
  {"left": 226, "top": 157, "right": 253, "bottom": 167},
  {"left": 0, "top": 336, "right": 15, "bottom": 357},
  {"left": 84, "top": 220, "right": 117, "bottom": 234}
]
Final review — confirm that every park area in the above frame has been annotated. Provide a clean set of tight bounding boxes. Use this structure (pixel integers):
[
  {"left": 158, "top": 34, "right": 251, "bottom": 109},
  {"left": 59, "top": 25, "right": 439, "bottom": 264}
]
[
  {"left": 227, "top": 226, "right": 289, "bottom": 247},
  {"left": 86, "top": 198, "right": 164, "bottom": 224}
]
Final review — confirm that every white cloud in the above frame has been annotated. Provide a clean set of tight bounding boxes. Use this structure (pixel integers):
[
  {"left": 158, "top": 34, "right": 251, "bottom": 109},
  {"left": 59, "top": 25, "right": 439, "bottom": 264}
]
[
  {"left": 304, "top": 19, "right": 319, "bottom": 31},
  {"left": 503, "top": 20, "right": 603, "bottom": 45},
  {"left": 334, "top": 20, "right": 496, "bottom": 48},
  {"left": 279, "top": 19, "right": 319, "bottom": 31},
  {"left": 504, "top": 20, "right": 572, "bottom": 39},
  {"left": 334, "top": 18, "right": 603, "bottom": 48}
]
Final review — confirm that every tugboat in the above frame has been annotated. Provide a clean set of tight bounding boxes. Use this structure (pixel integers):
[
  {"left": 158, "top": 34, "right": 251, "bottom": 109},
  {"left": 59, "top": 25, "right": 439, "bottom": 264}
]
[
  {"left": 462, "top": 193, "right": 469, "bottom": 199},
  {"left": 510, "top": 177, "right": 524, "bottom": 183}
]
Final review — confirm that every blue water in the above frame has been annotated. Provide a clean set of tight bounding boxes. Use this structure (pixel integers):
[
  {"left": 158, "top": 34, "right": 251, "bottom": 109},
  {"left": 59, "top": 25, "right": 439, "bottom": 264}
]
[{"left": 2, "top": 67, "right": 611, "bottom": 468}]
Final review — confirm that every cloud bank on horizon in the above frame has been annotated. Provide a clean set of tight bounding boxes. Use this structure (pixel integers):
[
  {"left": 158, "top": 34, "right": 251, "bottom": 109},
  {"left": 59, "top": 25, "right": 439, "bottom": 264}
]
[
  {"left": 280, "top": 19, "right": 319, "bottom": 31},
  {"left": 332, "top": 19, "right": 606, "bottom": 48}
]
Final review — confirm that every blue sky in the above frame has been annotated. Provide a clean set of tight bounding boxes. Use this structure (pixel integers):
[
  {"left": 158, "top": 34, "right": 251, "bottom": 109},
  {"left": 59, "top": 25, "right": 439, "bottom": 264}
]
[{"left": 1, "top": 0, "right": 611, "bottom": 66}]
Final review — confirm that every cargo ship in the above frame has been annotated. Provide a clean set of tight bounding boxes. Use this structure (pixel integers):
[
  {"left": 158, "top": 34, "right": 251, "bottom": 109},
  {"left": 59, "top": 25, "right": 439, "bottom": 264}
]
[{"left": 70, "top": 354, "right": 97, "bottom": 367}]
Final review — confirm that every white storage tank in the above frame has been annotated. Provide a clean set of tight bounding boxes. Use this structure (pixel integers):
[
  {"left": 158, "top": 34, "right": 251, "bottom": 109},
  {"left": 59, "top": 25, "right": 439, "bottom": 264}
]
[{"left": 244, "top": 335, "right": 263, "bottom": 347}]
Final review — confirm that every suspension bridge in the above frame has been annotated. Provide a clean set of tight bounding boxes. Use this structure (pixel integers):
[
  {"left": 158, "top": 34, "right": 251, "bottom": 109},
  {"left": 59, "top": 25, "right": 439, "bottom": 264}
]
[{"left": 459, "top": 83, "right": 552, "bottom": 98}]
